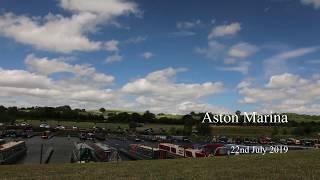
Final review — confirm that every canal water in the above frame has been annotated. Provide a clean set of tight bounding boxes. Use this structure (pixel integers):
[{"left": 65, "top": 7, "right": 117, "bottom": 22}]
[
  {"left": 2, "top": 136, "right": 131, "bottom": 164},
  {"left": 16, "top": 136, "right": 78, "bottom": 164}
]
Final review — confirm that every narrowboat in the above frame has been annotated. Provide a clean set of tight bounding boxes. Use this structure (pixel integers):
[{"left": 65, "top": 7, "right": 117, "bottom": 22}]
[
  {"left": 41, "top": 130, "right": 53, "bottom": 139},
  {"left": 86, "top": 142, "right": 118, "bottom": 162},
  {"left": 128, "top": 144, "right": 165, "bottom": 160},
  {"left": 0, "top": 140, "right": 27, "bottom": 165},
  {"left": 158, "top": 143, "right": 207, "bottom": 158},
  {"left": 71, "top": 142, "right": 96, "bottom": 163},
  {"left": 71, "top": 142, "right": 119, "bottom": 163}
]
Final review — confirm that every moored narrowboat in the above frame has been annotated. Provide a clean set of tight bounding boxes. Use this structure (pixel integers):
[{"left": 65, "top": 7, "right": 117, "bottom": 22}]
[{"left": 0, "top": 140, "right": 27, "bottom": 165}]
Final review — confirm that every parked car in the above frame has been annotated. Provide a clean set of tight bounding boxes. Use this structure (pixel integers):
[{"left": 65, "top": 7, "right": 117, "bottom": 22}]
[
  {"left": 41, "top": 131, "right": 51, "bottom": 139},
  {"left": 20, "top": 122, "right": 29, "bottom": 127},
  {"left": 135, "top": 138, "right": 142, "bottom": 142},
  {"left": 0, "top": 123, "right": 4, "bottom": 127},
  {"left": 79, "top": 133, "right": 87, "bottom": 140},
  {"left": 87, "top": 133, "right": 95, "bottom": 141},
  {"left": 72, "top": 126, "right": 78, "bottom": 130},
  {"left": 55, "top": 125, "right": 65, "bottom": 130},
  {"left": 40, "top": 123, "right": 50, "bottom": 129}
]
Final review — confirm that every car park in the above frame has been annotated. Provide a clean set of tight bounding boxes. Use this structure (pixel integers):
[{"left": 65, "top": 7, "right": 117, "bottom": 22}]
[
  {"left": 40, "top": 123, "right": 50, "bottom": 129},
  {"left": 20, "top": 122, "right": 29, "bottom": 127},
  {"left": 55, "top": 125, "right": 65, "bottom": 130}
]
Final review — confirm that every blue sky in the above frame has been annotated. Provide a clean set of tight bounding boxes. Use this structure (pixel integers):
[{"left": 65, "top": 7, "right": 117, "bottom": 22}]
[{"left": 0, "top": 0, "right": 320, "bottom": 114}]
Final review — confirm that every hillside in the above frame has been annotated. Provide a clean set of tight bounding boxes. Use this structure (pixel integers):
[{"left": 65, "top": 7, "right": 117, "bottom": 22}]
[{"left": 0, "top": 150, "right": 319, "bottom": 180}]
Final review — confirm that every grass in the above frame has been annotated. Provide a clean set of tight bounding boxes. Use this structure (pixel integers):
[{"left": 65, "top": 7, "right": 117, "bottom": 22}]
[{"left": 0, "top": 150, "right": 319, "bottom": 180}]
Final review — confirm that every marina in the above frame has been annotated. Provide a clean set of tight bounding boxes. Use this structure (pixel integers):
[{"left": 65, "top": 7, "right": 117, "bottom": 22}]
[{"left": 0, "top": 131, "right": 318, "bottom": 165}]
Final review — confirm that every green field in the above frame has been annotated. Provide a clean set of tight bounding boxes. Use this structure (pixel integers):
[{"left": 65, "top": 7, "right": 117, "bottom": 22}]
[
  {"left": 0, "top": 150, "right": 319, "bottom": 180},
  {"left": 210, "top": 126, "right": 294, "bottom": 137},
  {"left": 17, "top": 119, "right": 183, "bottom": 131},
  {"left": 15, "top": 120, "right": 318, "bottom": 138}
]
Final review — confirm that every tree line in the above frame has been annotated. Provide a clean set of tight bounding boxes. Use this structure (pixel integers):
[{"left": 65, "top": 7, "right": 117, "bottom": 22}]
[
  {"left": 0, "top": 105, "right": 104, "bottom": 123},
  {"left": 1, "top": 106, "right": 320, "bottom": 129}
]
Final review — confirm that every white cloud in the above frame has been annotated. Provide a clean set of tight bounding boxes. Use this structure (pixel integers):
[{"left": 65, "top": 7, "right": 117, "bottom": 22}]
[
  {"left": 208, "top": 22, "right": 241, "bottom": 39},
  {"left": 0, "top": 68, "right": 53, "bottom": 89},
  {"left": 228, "top": 42, "right": 259, "bottom": 58},
  {"left": 266, "top": 73, "right": 308, "bottom": 89},
  {"left": 218, "top": 61, "right": 250, "bottom": 74},
  {"left": 195, "top": 40, "right": 226, "bottom": 60},
  {"left": 170, "top": 31, "right": 197, "bottom": 37},
  {"left": 142, "top": 52, "right": 154, "bottom": 59},
  {"left": 0, "top": 0, "right": 138, "bottom": 53},
  {"left": 176, "top": 19, "right": 201, "bottom": 29},
  {"left": 196, "top": 40, "right": 257, "bottom": 74},
  {"left": 307, "top": 59, "right": 320, "bottom": 64},
  {"left": 238, "top": 73, "right": 320, "bottom": 114},
  {"left": 0, "top": 69, "right": 118, "bottom": 106},
  {"left": 105, "top": 40, "right": 119, "bottom": 52},
  {"left": 121, "top": 67, "right": 225, "bottom": 113},
  {"left": 125, "top": 36, "right": 147, "bottom": 44},
  {"left": 91, "top": 73, "right": 115, "bottom": 84},
  {"left": 105, "top": 54, "right": 123, "bottom": 64},
  {"left": 25, "top": 54, "right": 114, "bottom": 84},
  {"left": 0, "top": 13, "right": 101, "bottom": 53},
  {"left": 264, "top": 47, "right": 319, "bottom": 76},
  {"left": 172, "top": 19, "right": 202, "bottom": 37},
  {"left": 25, "top": 54, "right": 91, "bottom": 76},
  {"left": 268, "top": 47, "right": 318, "bottom": 61},
  {"left": 60, "top": 0, "right": 138, "bottom": 16},
  {"left": 224, "top": 58, "right": 237, "bottom": 64},
  {"left": 0, "top": 60, "right": 229, "bottom": 114},
  {"left": 300, "top": 0, "right": 320, "bottom": 9},
  {"left": 177, "top": 101, "right": 231, "bottom": 114}
]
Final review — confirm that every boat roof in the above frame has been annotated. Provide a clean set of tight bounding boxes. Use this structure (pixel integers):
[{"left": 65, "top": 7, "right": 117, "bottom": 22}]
[
  {"left": 94, "top": 143, "right": 112, "bottom": 151},
  {"left": 0, "top": 141, "right": 25, "bottom": 151},
  {"left": 74, "top": 142, "right": 93, "bottom": 150},
  {"left": 159, "top": 143, "right": 183, "bottom": 148},
  {"left": 138, "top": 144, "right": 159, "bottom": 151},
  {"left": 185, "top": 148, "right": 202, "bottom": 153}
]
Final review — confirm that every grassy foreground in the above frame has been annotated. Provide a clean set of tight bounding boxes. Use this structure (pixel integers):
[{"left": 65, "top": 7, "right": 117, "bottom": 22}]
[{"left": 0, "top": 150, "right": 319, "bottom": 180}]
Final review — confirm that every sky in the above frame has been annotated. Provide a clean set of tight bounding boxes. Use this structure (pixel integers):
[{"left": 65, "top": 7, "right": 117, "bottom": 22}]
[{"left": 0, "top": 0, "right": 320, "bottom": 114}]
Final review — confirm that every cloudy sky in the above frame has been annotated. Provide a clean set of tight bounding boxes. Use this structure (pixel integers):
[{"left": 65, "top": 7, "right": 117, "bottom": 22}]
[{"left": 0, "top": 0, "right": 320, "bottom": 114}]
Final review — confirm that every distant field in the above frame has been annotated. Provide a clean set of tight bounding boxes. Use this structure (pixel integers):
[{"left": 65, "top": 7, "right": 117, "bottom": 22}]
[
  {"left": 16, "top": 119, "right": 183, "bottom": 130},
  {"left": 91, "top": 109, "right": 183, "bottom": 119},
  {"left": 0, "top": 150, "right": 319, "bottom": 180},
  {"left": 14, "top": 120, "right": 317, "bottom": 138},
  {"left": 210, "top": 126, "right": 294, "bottom": 137},
  {"left": 16, "top": 120, "right": 300, "bottom": 137}
]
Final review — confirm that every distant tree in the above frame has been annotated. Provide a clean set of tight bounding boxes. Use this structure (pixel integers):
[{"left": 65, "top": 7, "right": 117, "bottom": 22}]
[
  {"left": 0, "top": 113, "right": 14, "bottom": 123},
  {"left": 129, "top": 121, "right": 138, "bottom": 129},
  {"left": 99, "top": 108, "right": 106, "bottom": 113},
  {"left": 131, "top": 113, "right": 143, "bottom": 123},
  {"left": 235, "top": 110, "right": 244, "bottom": 125},
  {"left": 0, "top": 105, "right": 6, "bottom": 113},
  {"left": 143, "top": 111, "right": 156, "bottom": 123},
  {"left": 271, "top": 127, "right": 279, "bottom": 136},
  {"left": 8, "top": 106, "right": 18, "bottom": 113},
  {"left": 169, "top": 127, "right": 177, "bottom": 135},
  {"left": 117, "top": 112, "right": 131, "bottom": 122},
  {"left": 182, "top": 115, "right": 194, "bottom": 136},
  {"left": 282, "top": 128, "right": 288, "bottom": 135},
  {"left": 196, "top": 122, "right": 211, "bottom": 136}
]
